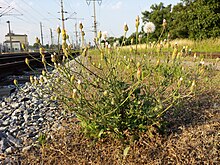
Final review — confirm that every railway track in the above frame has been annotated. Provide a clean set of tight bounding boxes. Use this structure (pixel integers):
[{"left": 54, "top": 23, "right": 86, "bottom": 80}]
[
  {"left": 0, "top": 52, "right": 52, "bottom": 79},
  {"left": 0, "top": 51, "right": 80, "bottom": 79}
]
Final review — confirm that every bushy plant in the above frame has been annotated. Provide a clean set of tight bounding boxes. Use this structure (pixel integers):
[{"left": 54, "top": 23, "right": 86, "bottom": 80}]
[{"left": 26, "top": 18, "right": 208, "bottom": 142}]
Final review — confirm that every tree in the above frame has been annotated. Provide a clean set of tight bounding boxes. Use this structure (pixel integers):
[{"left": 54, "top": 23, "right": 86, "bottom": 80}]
[
  {"left": 141, "top": 0, "right": 220, "bottom": 40},
  {"left": 141, "top": 2, "right": 172, "bottom": 40}
]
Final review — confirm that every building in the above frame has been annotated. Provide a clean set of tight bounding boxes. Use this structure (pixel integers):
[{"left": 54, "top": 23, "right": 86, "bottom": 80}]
[{"left": 3, "top": 33, "right": 28, "bottom": 52}]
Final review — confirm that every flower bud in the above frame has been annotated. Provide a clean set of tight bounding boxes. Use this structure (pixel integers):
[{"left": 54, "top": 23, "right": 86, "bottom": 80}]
[
  {"left": 156, "top": 59, "right": 160, "bottom": 66},
  {"left": 124, "top": 23, "right": 129, "bottom": 32},
  {"left": 103, "top": 90, "right": 108, "bottom": 96},
  {"left": 72, "top": 89, "right": 77, "bottom": 99},
  {"left": 42, "top": 56, "right": 46, "bottom": 64},
  {"left": 111, "top": 98, "right": 115, "bottom": 105},
  {"left": 57, "top": 26, "right": 61, "bottom": 34},
  {"left": 40, "top": 47, "right": 44, "bottom": 55},
  {"left": 25, "top": 58, "right": 30, "bottom": 66},
  {"left": 39, "top": 75, "right": 44, "bottom": 84},
  {"left": 70, "top": 75, "right": 75, "bottom": 83},
  {"left": 82, "top": 31, "right": 85, "bottom": 36},
  {"left": 77, "top": 79, "right": 82, "bottom": 89},
  {"left": 36, "top": 37, "right": 40, "bottom": 44},
  {"left": 177, "top": 77, "right": 183, "bottom": 87},
  {"left": 62, "top": 29, "right": 67, "bottom": 40},
  {"left": 136, "top": 62, "right": 141, "bottom": 68},
  {"left": 162, "top": 19, "right": 167, "bottom": 28},
  {"left": 13, "top": 79, "right": 18, "bottom": 86},
  {"left": 135, "top": 15, "right": 140, "bottom": 28},
  {"left": 51, "top": 55, "right": 56, "bottom": 63},
  {"left": 200, "top": 58, "right": 205, "bottom": 65},
  {"left": 30, "top": 75, "right": 34, "bottom": 84},
  {"left": 42, "top": 70, "right": 46, "bottom": 76},
  {"left": 130, "top": 38, "right": 134, "bottom": 45},
  {"left": 22, "top": 43, "right": 26, "bottom": 50},
  {"left": 98, "top": 31, "right": 102, "bottom": 39},
  {"left": 137, "top": 68, "right": 141, "bottom": 80},
  {"left": 79, "top": 22, "right": 83, "bottom": 30},
  {"left": 190, "top": 80, "right": 196, "bottom": 92}
]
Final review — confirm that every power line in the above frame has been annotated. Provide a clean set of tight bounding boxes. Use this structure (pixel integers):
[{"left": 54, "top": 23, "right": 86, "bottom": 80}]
[{"left": 86, "top": 0, "right": 102, "bottom": 39}]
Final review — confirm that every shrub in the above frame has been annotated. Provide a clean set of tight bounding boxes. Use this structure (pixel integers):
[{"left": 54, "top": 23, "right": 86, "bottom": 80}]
[{"left": 27, "top": 19, "right": 207, "bottom": 142}]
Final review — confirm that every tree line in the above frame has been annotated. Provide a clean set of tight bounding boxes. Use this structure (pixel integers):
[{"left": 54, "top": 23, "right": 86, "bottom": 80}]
[{"left": 107, "top": 0, "right": 220, "bottom": 45}]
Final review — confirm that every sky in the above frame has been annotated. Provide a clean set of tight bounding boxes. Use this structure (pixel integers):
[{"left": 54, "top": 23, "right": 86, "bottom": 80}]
[{"left": 0, "top": 0, "right": 181, "bottom": 45}]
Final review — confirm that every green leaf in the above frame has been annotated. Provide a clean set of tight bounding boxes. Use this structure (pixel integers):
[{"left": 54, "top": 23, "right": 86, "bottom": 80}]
[
  {"left": 123, "top": 146, "right": 130, "bottom": 157},
  {"left": 98, "top": 129, "right": 104, "bottom": 138}
]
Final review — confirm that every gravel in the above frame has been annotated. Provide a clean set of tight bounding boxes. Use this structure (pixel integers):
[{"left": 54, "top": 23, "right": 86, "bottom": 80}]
[{"left": 0, "top": 81, "right": 75, "bottom": 164}]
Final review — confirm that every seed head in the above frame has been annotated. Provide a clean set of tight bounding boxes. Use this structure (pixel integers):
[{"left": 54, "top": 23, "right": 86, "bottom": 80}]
[{"left": 143, "top": 22, "right": 155, "bottom": 34}]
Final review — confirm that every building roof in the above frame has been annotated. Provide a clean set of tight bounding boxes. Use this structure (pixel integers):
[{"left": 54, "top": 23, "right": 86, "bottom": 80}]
[
  {"left": 4, "top": 41, "right": 21, "bottom": 43},
  {"left": 5, "top": 33, "right": 27, "bottom": 37}
]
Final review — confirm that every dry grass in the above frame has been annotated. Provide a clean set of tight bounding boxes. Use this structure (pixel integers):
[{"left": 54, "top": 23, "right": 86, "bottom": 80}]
[{"left": 20, "top": 70, "right": 220, "bottom": 164}]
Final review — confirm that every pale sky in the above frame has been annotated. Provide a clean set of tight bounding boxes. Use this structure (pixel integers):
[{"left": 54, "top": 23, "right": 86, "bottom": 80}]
[{"left": 0, "top": 0, "right": 180, "bottom": 45}]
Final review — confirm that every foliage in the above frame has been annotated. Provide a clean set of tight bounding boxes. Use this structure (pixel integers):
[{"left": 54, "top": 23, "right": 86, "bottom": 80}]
[{"left": 141, "top": 0, "right": 220, "bottom": 40}]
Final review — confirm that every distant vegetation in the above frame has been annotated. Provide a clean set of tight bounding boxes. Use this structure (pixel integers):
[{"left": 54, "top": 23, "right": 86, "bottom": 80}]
[{"left": 108, "top": 0, "right": 220, "bottom": 45}]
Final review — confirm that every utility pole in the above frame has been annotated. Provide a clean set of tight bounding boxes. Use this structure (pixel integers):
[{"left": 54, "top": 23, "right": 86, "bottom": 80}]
[
  {"left": 86, "top": 0, "right": 102, "bottom": 39},
  {"left": 75, "top": 23, "right": 78, "bottom": 47},
  {"left": 50, "top": 28, "right": 54, "bottom": 50},
  {"left": 60, "top": 0, "right": 65, "bottom": 30},
  {"left": 40, "top": 22, "right": 44, "bottom": 46},
  {"left": 6, "top": 20, "right": 13, "bottom": 52}
]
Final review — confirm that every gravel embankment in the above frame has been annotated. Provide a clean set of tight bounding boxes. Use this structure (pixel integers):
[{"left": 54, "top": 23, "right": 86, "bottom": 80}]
[{"left": 0, "top": 63, "right": 77, "bottom": 163}]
